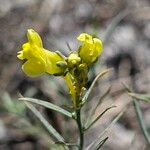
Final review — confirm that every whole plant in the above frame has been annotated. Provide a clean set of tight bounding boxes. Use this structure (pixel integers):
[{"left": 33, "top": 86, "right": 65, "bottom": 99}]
[{"left": 17, "top": 29, "right": 113, "bottom": 150}]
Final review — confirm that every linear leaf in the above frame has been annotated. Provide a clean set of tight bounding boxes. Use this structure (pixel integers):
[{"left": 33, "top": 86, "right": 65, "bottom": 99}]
[
  {"left": 94, "top": 137, "right": 108, "bottom": 150},
  {"left": 133, "top": 99, "right": 150, "bottom": 144},
  {"left": 104, "top": 8, "right": 150, "bottom": 44},
  {"left": 103, "top": 9, "right": 129, "bottom": 43},
  {"left": 82, "top": 69, "right": 111, "bottom": 104},
  {"left": 24, "top": 101, "right": 69, "bottom": 150},
  {"left": 93, "top": 86, "right": 112, "bottom": 114},
  {"left": 85, "top": 86, "right": 111, "bottom": 126},
  {"left": 86, "top": 109, "right": 124, "bottom": 150},
  {"left": 24, "top": 101, "right": 64, "bottom": 141},
  {"left": 19, "top": 97, "right": 72, "bottom": 118},
  {"left": 129, "top": 93, "right": 150, "bottom": 102},
  {"left": 122, "top": 83, "right": 150, "bottom": 145},
  {"left": 122, "top": 82, "right": 131, "bottom": 92},
  {"left": 85, "top": 106, "right": 116, "bottom": 131}
]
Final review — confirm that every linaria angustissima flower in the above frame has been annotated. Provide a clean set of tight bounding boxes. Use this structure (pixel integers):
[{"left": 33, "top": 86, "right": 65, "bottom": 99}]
[
  {"left": 17, "top": 29, "right": 66, "bottom": 77},
  {"left": 77, "top": 33, "right": 103, "bottom": 65}
]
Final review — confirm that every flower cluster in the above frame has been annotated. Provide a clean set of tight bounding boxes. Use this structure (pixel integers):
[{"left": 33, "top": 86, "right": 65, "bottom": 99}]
[{"left": 17, "top": 29, "right": 103, "bottom": 107}]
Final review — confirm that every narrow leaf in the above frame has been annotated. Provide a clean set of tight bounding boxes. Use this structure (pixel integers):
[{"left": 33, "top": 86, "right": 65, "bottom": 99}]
[
  {"left": 103, "top": 9, "right": 129, "bottom": 43},
  {"left": 82, "top": 69, "right": 111, "bottom": 104},
  {"left": 93, "top": 86, "right": 112, "bottom": 114},
  {"left": 24, "top": 101, "right": 65, "bottom": 142},
  {"left": 104, "top": 8, "right": 150, "bottom": 44},
  {"left": 84, "top": 86, "right": 111, "bottom": 127},
  {"left": 85, "top": 106, "right": 116, "bottom": 131},
  {"left": 133, "top": 99, "right": 150, "bottom": 144},
  {"left": 55, "top": 141, "right": 78, "bottom": 147},
  {"left": 86, "top": 108, "right": 125, "bottom": 149},
  {"left": 129, "top": 93, "right": 150, "bottom": 102},
  {"left": 122, "top": 82, "right": 131, "bottom": 92},
  {"left": 19, "top": 97, "right": 72, "bottom": 118},
  {"left": 122, "top": 83, "right": 150, "bottom": 144},
  {"left": 94, "top": 137, "right": 108, "bottom": 150}
]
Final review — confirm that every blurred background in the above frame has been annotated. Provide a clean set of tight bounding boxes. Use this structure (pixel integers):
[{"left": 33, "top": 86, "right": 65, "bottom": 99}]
[{"left": 0, "top": 0, "right": 150, "bottom": 149}]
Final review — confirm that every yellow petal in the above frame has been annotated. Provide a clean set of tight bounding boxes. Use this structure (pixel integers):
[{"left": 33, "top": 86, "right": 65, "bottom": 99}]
[
  {"left": 45, "top": 50, "right": 66, "bottom": 75},
  {"left": 17, "top": 51, "right": 24, "bottom": 60},
  {"left": 21, "top": 43, "right": 31, "bottom": 59},
  {"left": 78, "top": 33, "right": 103, "bottom": 65},
  {"left": 22, "top": 58, "right": 46, "bottom": 77},
  {"left": 77, "top": 33, "right": 93, "bottom": 44},
  {"left": 93, "top": 38, "right": 103, "bottom": 55},
  {"left": 27, "top": 29, "right": 43, "bottom": 47}
]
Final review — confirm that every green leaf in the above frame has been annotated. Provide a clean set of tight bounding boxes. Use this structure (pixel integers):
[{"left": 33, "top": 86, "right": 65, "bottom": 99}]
[
  {"left": 133, "top": 99, "right": 150, "bottom": 144},
  {"left": 122, "top": 83, "right": 150, "bottom": 144},
  {"left": 104, "top": 8, "right": 150, "bottom": 44},
  {"left": 24, "top": 101, "right": 69, "bottom": 150},
  {"left": 93, "top": 86, "right": 112, "bottom": 114},
  {"left": 86, "top": 108, "right": 125, "bottom": 149},
  {"left": 24, "top": 101, "right": 64, "bottom": 141},
  {"left": 82, "top": 69, "right": 111, "bottom": 104},
  {"left": 84, "top": 106, "right": 116, "bottom": 131},
  {"left": 85, "top": 86, "right": 111, "bottom": 126},
  {"left": 122, "top": 82, "right": 132, "bottom": 92},
  {"left": 55, "top": 141, "right": 78, "bottom": 148},
  {"left": 94, "top": 137, "right": 108, "bottom": 150},
  {"left": 129, "top": 93, "right": 150, "bottom": 102},
  {"left": 103, "top": 9, "right": 129, "bottom": 44},
  {"left": 19, "top": 97, "right": 72, "bottom": 118}
]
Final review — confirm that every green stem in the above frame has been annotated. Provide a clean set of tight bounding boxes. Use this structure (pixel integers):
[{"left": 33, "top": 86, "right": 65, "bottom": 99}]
[{"left": 76, "top": 109, "right": 84, "bottom": 150}]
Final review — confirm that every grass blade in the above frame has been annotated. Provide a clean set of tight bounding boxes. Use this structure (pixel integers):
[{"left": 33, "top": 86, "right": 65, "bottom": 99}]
[
  {"left": 133, "top": 99, "right": 150, "bottom": 144},
  {"left": 19, "top": 97, "right": 72, "bottom": 118}
]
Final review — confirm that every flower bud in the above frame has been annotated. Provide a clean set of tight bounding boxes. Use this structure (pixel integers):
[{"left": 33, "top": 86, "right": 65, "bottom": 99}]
[{"left": 67, "top": 52, "right": 81, "bottom": 68}]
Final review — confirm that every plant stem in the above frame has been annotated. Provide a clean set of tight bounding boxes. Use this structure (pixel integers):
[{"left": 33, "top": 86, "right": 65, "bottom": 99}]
[{"left": 76, "top": 109, "right": 84, "bottom": 150}]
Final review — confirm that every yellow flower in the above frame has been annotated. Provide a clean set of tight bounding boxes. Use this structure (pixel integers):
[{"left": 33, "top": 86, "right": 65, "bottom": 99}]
[
  {"left": 77, "top": 33, "right": 103, "bottom": 65},
  {"left": 17, "top": 29, "right": 66, "bottom": 77}
]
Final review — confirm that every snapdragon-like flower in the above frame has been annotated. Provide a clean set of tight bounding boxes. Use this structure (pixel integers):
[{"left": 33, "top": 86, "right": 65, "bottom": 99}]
[
  {"left": 17, "top": 29, "right": 66, "bottom": 77},
  {"left": 77, "top": 33, "right": 103, "bottom": 65}
]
